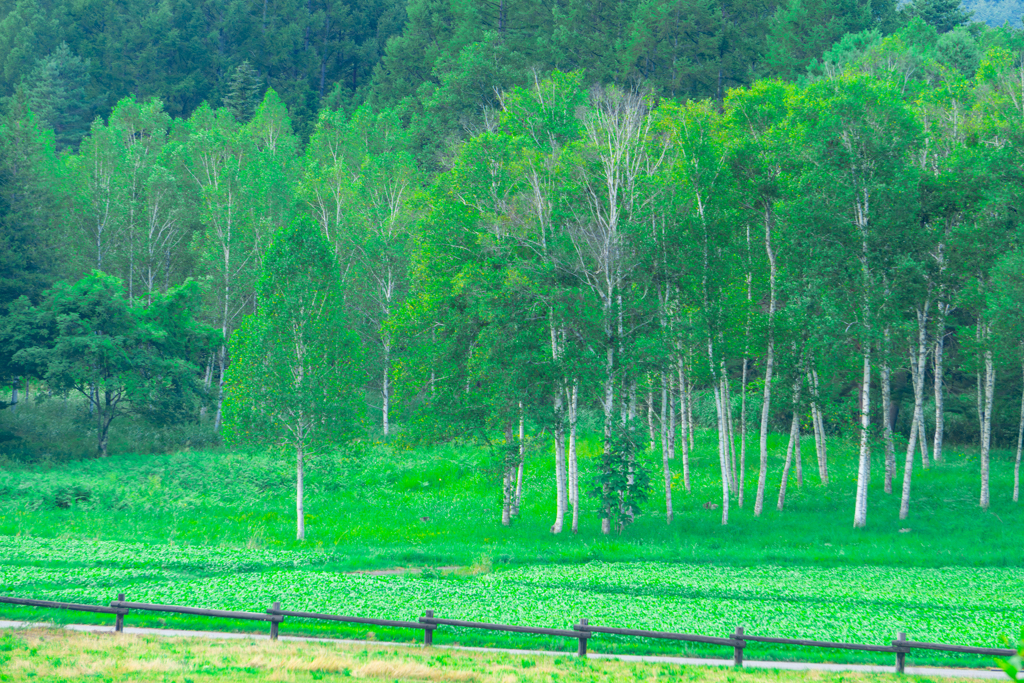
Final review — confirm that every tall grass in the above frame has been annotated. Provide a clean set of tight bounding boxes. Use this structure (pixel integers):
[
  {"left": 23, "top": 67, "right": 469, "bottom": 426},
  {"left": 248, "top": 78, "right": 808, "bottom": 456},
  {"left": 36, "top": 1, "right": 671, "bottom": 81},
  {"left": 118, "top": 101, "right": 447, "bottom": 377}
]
[{"left": 0, "top": 418, "right": 1020, "bottom": 569}]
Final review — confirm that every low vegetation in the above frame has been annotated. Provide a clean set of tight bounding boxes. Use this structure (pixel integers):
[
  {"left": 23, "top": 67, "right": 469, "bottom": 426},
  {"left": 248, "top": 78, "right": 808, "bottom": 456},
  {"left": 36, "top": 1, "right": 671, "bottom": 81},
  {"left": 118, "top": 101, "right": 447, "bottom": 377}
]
[
  {"left": 0, "top": 428, "right": 1020, "bottom": 669},
  {"left": 0, "top": 628, "right": 1003, "bottom": 683}
]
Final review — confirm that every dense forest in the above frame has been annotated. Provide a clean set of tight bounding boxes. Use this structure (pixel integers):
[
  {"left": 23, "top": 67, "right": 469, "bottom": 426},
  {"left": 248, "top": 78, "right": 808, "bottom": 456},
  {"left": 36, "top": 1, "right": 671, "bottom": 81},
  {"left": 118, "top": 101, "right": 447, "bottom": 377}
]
[{"left": 0, "top": 0, "right": 1023, "bottom": 539}]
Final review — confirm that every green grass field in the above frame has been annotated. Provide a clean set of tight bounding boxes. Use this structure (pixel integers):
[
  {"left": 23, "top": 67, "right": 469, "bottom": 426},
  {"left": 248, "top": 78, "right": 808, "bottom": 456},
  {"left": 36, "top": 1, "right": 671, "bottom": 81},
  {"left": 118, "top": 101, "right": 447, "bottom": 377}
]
[
  {"left": 0, "top": 410, "right": 1021, "bottom": 671},
  {"left": 3, "top": 628, "right": 1001, "bottom": 683}
]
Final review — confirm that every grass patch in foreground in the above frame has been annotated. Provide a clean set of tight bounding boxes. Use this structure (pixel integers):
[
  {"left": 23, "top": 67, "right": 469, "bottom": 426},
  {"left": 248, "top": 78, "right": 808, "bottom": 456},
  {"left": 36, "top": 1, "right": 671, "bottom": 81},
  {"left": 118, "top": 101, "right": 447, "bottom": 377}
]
[{"left": 0, "top": 627, "right": 1000, "bottom": 683}]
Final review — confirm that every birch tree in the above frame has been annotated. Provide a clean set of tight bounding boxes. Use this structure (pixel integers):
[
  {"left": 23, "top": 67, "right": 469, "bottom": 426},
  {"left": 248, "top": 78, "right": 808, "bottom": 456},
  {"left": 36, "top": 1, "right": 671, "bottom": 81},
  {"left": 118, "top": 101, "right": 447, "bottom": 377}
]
[
  {"left": 724, "top": 80, "right": 791, "bottom": 518},
  {"left": 789, "top": 74, "right": 920, "bottom": 528},
  {"left": 223, "top": 216, "right": 357, "bottom": 541}
]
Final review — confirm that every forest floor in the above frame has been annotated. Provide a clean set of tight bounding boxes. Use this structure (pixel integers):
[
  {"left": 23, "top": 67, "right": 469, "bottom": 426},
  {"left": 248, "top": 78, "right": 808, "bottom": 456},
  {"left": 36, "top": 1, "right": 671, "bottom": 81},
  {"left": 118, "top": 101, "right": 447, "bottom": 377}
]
[
  {"left": 0, "top": 410, "right": 1021, "bottom": 671},
  {"left": 0, "top": 627, "right": 1009, "bottom": 682}
]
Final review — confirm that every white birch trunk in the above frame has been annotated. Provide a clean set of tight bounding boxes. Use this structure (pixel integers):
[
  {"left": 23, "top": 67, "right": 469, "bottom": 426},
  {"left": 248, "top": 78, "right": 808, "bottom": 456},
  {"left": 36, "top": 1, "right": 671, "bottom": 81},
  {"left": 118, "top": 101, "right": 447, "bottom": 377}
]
[
  {"left": 739, "top": 358, "right": 748, "bottom": 507},
  {"left": 899, "top": 414, "right": 918, "bottom": 520},
  {"left": 678, "top": 358, "right": 691, "bottom": 492},
  {"left": 778, "top": 411, "right": 798, "bottom": 511},
  {"left": 723, "top": 371, "right": 738, "bottom": 495},
  {"left": 552, "top": 405, "right": 566, "bottom": 533},
  {"left": 881, "top": 342, "right": 895, "bottom": 494},
  {"left": 755, "top": 203, "right": 777, "bottom": 517},
  {"left": 647, "top": 384, "right": 656, "bottom": 451},
  {"left": 795, "top": 421, "right": 803, "bottom": 488},
  {"left": 853, "top": 350, "right": 872, "bottom": 528},
  {"left": 932, "top": 306, "right": 948, "bottom": 462},
  {"left": 1014, "top": 358, "right": 1022, "bottom": 503},
  {"left": 514, "top": 406, "right": 525, "bottom": 518},
  {"left": 808, "top": 369, "right": 827, "bottom": 485},
  {"left": 668, "top": 374, "right": 676, "bottom": 461},
  {"left": 710, "top": 357, "right": 730, "bottom": 525},
  {"left": 663, "top": 372, "right": 673, "bottom": 524},
  {"left": 296, "top": 439, "right": 305, "bottom": 541},
  {"left": 568, "top": 379, "right": 580, "bottom": 533},
  {"left": 980, "top": 341, "right": 995, "bottom": 510},
  {"left": 660, "top": 371, "right": 668, "bottom": 470}
]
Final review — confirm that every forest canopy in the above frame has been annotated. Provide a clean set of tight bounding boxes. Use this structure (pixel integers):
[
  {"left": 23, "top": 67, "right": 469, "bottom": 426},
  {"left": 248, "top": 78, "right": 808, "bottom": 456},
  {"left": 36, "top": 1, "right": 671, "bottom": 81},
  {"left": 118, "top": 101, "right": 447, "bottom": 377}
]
[{"left": 1, "top": 0, "right": 1023, "bottom": 538}]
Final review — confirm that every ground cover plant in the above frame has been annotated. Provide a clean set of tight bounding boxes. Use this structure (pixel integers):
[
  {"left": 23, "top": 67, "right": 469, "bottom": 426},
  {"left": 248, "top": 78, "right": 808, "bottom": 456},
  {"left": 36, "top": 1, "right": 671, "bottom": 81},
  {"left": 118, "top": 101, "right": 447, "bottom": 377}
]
[
  {"left": 1, "top": 628, "right": 1002, "bottom": 683},
  {"left": 0, "top": 432, "right": 1020, "bottom": 668}
]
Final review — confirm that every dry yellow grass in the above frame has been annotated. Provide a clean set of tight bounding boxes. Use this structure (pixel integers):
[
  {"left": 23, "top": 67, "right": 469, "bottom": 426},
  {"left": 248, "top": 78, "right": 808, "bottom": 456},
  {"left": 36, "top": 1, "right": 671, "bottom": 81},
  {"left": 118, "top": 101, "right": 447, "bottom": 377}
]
[{"left": 0, "top": 628, "right": 997, "bottom": 683}]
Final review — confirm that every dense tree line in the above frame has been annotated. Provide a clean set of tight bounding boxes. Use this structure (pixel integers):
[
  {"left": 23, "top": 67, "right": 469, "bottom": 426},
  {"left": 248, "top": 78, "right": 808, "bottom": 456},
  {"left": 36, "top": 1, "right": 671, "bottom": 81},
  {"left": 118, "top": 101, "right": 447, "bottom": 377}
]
[{"left": 1, "top": 0, "right": 1023, "bottom": 538}]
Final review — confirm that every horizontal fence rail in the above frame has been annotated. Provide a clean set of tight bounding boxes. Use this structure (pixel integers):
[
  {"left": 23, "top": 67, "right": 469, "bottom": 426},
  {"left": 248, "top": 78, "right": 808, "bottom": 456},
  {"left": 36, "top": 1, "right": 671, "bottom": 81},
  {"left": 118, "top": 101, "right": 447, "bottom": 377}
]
[{"left": 0, "top": 593, "right": 1017, "bottom": 674}]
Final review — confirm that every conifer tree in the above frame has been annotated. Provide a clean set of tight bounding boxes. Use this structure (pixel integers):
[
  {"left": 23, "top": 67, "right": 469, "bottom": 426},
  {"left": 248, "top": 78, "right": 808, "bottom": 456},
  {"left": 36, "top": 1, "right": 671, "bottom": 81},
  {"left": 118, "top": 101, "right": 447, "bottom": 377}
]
[{"left": 223, "top": 60, "right": 264, "bottom": 124}]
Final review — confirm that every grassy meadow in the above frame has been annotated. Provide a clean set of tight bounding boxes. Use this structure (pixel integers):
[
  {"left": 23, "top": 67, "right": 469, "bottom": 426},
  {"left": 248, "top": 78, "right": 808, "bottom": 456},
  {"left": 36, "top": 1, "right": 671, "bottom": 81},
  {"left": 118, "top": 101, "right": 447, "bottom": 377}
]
[
  {"left": 2, "top": 628, "right": 1004, "bottom": 683},
  {"left": 0, "top": 401, "right": 1022, "bottom": 670}
]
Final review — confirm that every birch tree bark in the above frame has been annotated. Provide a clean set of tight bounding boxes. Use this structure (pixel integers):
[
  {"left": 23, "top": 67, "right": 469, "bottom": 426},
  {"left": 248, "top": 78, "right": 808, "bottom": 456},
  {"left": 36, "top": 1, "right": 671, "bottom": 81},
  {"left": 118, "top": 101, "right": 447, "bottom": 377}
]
[
  {"left": 755, "top": 202, "right": 777, "bottom": 517},
  {"left": 678, "top": 357, "right": 691, "bottom": 492},
  {"left": 881, "top": 328, "right": 896, "bottom": 494},
  {"left": 979, "top": 326, "right": 995, "bottom": 509},
  {"left": 1015, "top": 360, "right": 1022, "bottom": 503},
  {"left": 853, "top": 349, "right": 872, "bottom": 528}
]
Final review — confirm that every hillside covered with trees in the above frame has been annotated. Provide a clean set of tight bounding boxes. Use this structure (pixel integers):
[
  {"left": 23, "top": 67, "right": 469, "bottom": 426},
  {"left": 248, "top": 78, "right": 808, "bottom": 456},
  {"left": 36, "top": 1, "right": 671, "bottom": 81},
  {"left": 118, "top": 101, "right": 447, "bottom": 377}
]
[{"left": 1, "top": 0, "right": 1023, "bottom": 541}]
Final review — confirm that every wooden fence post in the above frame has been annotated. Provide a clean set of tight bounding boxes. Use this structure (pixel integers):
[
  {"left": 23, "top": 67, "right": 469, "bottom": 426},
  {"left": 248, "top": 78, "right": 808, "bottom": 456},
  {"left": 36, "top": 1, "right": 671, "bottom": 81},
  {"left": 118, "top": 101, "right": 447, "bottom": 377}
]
[
  {"left": 577, "top": 619, "right": 588, "bottom": 658},
  {"left": 270, "top": 602, "right": 280, "bottom": 641},
  {"left": 424, "top": 610, "right": 433, "bottom": 646},
  {"left": 895, "top": 632, "right": 907, "bottom": 674},
  {"left": 115, "top": 594, "right": 125, "bottom": 633},
  {"left": 733, "top": 627, "right": 744, "bottom": 667}
]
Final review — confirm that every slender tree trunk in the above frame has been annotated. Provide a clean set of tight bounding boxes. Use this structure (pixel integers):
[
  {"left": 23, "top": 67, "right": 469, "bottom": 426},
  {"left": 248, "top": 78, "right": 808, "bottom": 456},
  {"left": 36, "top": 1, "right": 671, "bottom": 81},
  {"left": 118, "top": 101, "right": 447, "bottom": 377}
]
[
  {"left": 568, "top": 379, "right": 579, "bottom": 533},
  {"left": 918, "top": 409, "right": 929, "bottom": 470},
  {"left": 660, "top": 371, "right": 668, "bottom": 472},
  {"left": 881, "top": 330, "right": 895, "bottom": 494},
  {"left": 710, "top": 350, "right": 730, "bottom": 525},
  {"left": 296, "top": 438, "right": 305, "bottom": 541},
  {"left": 755, "top": 202, "right": 778, "bottom": 517},
  {"left": 514, "top": 405, "right": 525, "bottom": 518},
  {"left": 213, "top": 344, "right": 226, "bottom": 433},
  {"left": 723, "top": 370, "right": 738, "bottom": 495},
  {"left": 382, "top": 349, "right": 391, "bottom": 438},
  {"left": 647, "top": 383, "right": 656, "bottom": 450},
  {"left": 602, "top": 312, "right": 615, "bottom": 535},
  {"left": 933, "top": 310, "right": 947, "bottom": 461},
  {"left": 668, "top": 374, "right": 676, "bottom": 461},
  {"left": 739, "top": 358, "right": 748, "bottom": 507},
  {"left": 808, "top": 368, "right": 827, "bottom": 485},
  {"left": 778, "top": 410, "right": 798, "bottom": 511},
  {"left": 900, "top": 309, "right": 932, "bottom": 520},
  {"left": 552, "top": 392, "right": 567, "bottom": 533},
  {"left": 678, "top": 358, "right": 691, "bottom": 492},
  {"left": 1014, "top": 358, "right": 1022, "bottom": 503},
  {"left": 502, "top": 423, "right": 515, "bottom": 526},
  {"left": 899, "top": 413, "right": 918, "bottom": 520},
  {"left": 795, "top": 421, "right": 803, "bottom": 488},
  {"left": 663, "top": 372, "right": 673, "bottom": 524},
  {"left": 853, "top": 350, "right": 872, "bottom": 528},
  {"left": 9, "top": 378, "right": 17, "bottom": 413},
  {"left": 980, "top": 340, "right": 995, "bottom": 510}
]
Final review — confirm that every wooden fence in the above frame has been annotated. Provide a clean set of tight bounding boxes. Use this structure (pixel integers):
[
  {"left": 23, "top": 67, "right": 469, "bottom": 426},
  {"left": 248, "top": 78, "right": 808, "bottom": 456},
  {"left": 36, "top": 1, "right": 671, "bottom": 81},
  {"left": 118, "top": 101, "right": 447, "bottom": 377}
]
[{"left": 0, "top": 594, "right": 1016, "bottom": 674}]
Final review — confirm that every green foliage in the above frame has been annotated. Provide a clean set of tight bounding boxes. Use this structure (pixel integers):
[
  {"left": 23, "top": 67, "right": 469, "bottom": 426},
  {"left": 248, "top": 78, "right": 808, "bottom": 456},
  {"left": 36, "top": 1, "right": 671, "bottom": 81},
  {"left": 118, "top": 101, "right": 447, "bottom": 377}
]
[
  {"left": 0, "top": 530, "right": 1021, "bottom": 663},
  {"left": 997, "top": 628, "right": 1024, "bottom": 681},
  {"left": 589, "top": 424, "right": 651, "bottom": 533},
  {"left": 6, "top": 273, "right": 217, "bottom": 456},
  {"left": 223, "top": 215, "right": 360, "bottom": 451},
  {"left": 222, "top": 61, "right": 264, "bottom": 125},
  {"left": 903, "top": 0, "right": 973, "bottom": 33}
]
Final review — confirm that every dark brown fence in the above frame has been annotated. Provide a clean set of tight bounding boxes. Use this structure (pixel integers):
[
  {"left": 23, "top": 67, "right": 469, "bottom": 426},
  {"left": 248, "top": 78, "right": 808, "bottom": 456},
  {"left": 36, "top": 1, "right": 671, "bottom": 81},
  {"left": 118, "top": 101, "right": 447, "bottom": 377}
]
[{"left": 0, "top": 593, "right": 1016, "bottom": 674}]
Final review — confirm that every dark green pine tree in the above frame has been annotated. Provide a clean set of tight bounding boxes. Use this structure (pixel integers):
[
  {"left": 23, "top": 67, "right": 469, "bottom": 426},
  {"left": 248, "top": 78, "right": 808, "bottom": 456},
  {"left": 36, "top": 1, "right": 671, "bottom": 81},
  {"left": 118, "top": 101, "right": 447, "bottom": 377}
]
[
  {"left": 223, "top": 60, "right": 264, "bottom": 123},
  {"left": 17, "top": 42, "right": 93, "bottom": 152},
  {"left": 905, "top": 0, "right": 972, "bottom": 33}
]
